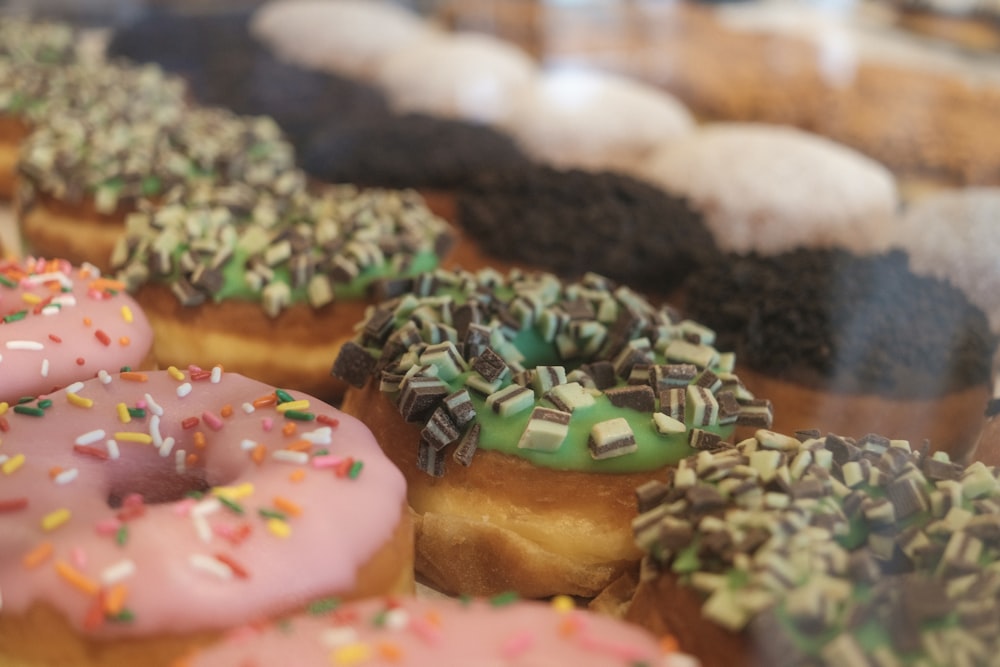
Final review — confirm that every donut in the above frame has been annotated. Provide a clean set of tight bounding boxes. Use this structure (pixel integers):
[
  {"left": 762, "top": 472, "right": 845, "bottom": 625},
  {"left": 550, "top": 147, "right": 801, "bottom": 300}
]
[
  {"left": 890, "top": 0, "right": 1000, "bottom": 51},
  {"left": 0, "top": 367, "right": 412, "bottom": 667},
  {"left": 892, "top": 187, "right": 1000, "bottom": 333},
  {"left": 454, "top": 165, "right": 720, "bottom": 297},
  {"left": 635, "top": 123, "right": 900, "bottom": 256},
  {"left": 17, "top": 103, "right": 296, "bottom": 271},
  {"left": 625, "top": 426, "right": 1000, "bottom": 666},
  {"left": 682, "top": 247, "right": 997, "bottom": 457},
  {"left": 332, "top": 267, "right": 772, "bottom": 597},
  {"left": 112, "top": 180, "right": 453, "bottom": 400},
  {"left": 0, "top": 256, "right": 154, "bottom": 404},
  {"left": 250, "top": 0, "right": 441, "bottom": 80},
  {"left": 176, "top": 594, "right": 698, "bottom": 667},
  {"left": 505, "top": 67, "right": 695, "bottom": 174}
]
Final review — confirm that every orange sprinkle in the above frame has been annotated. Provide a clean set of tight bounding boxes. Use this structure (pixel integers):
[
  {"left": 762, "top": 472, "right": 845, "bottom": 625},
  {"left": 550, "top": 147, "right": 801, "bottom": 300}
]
[
  {"left": 186, "top": 453, "right": 198, "bottom": 467},
  {"left": 83, "top": 593, "right": 105, "bottom": 631},
  {"left": 377, "top": 642, "right": 403, "bottom": 661},
  {"left": 82, "top": 316, "right": 92, "bottom": 327},
  {"left": 252, "top": 394, "right": 278, "bottom": 409},
  {"left": 660, "top": 635, "right": 680, "bottom": 654},
  {"left": 221, "top": 404, "right": 233, "bottom": 418},
  {"left": 285, "top": 439, "right": 312, "bottom": 453},
  {"left": 89, "top": 278, "right": 126, "bottom": 293},
  {"left": 289, "top": 469, "right": 306, "bottom": 483},
  {"left": 48, "top": 467, "right": 63, "bottom": 479},
  {"left": 426, "top": 610, "right": 443, "bottom": 628},
  {"left": 558, "top": 615, "right": 583, "bottom": 637},
  {"left": 193, "top": 432, "right": 207, "bottom": 449},
  {"left": 119, "top": 336, "right": 130, "bottom": 347},
  {"left": 103, "top": 583, "right": 129, "bottom": 616},
  {"left": 23, "top": 541, "right": 54, "bottom": 568},
  {"left": 281, "top": 422, "right": 297, "bottom": 437},
  {"left": 55, "top": 561, "right": 100, "bottom": 596},
  {"left": 251, "top": 444, "right": 266, "bottom": 465},
  {"left": 273, "top": 496, "right": 303, "bottom": 517},
  {"left": 120, "top": 371, "right": 148, "bottom": 382}
]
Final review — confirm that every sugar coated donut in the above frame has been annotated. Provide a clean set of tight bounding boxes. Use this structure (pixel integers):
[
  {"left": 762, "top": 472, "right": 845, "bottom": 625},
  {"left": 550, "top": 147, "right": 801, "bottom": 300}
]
[
  {"left": 0, "top": 256, "right": 153, "bottom": 404},
  {"left": 177, "top": 594, "right": 698, "bottom": 667},
  {"left": 627, "top": 427, "right": 1000, "bottom": 666},
  {"left": 0, "top": 367, "right": 412, "bottom": 667},
  {"left": 334, "top": 268, "right": 771, "bottom": 597}
]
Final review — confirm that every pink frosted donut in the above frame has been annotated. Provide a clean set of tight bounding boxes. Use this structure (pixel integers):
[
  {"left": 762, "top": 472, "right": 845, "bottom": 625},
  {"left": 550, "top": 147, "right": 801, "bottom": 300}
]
[
  {"left": 0, "top": 368, "right": 412, "bottom": 667},
  {"left": 178, "top": 595, "right": 698, "bottom": 667},
  {"left": 0, "top": 257, "right": 153, "bottom": 404}
]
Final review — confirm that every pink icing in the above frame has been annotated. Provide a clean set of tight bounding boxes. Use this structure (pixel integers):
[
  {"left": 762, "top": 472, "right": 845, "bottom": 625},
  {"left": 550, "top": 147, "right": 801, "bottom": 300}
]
[
  {"left": 0, "top": 257, "right": 153, "bottom": 404},
  {"left": 0, "top": 368, "right": 406, "bottom": 637},
  {"left": 184, "top": 596, "right": 693, "bottom": 667}
]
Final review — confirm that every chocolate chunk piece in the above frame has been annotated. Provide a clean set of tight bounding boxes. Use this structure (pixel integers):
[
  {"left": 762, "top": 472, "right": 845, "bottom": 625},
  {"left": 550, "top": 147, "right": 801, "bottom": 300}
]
[
  {"left": 472, "top": 347, "right": 509, "bottom": 382},
  {"left": 398, "top": 376, "right": 449, "bottom": 422},
  {"left": 420, "top": 407, "right": 460, "bottom": 451},
  {"left": 517, "top": 407, "right": 571, "bottom": 452},
  {"left": 442, "top": 389, "right": 476, "bottom": 428},
  {"left": 604, "top": 385, "right": 656, "bottom": 413},
  {"left": 588, "top": 418, "right": 637, "bottom": 460},
  {"left": 416, "top": 439, "right": 445, "bottom": 478},
  {"left": 453, "top": 422, "right": 481, "bottom": 467},
  {"left": 331, "top": 341, "right": 377, "bottom": 388}
]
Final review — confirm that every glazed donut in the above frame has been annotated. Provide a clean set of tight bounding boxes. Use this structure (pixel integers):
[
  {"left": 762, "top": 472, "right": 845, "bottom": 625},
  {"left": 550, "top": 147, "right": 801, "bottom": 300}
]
[
  {"left": 333, "top": 267, "right": 772, "bottom": 598},
  {"left": 626, "top": 427, "right": 1000, "bottom": 667},
  {"left": 17, "top": 104, "right": 295, "bottom": 271},
  {"left": 0, "top": 367, "right": 412, "bottom": 667},
  {"left": 112, "top": 180, "right": 452, "bottom": 400},
  {"left": 177, "top": 594, "right": 698, "bottom": 667},
  {"left": 0, "top": 256, "right": 153, "bottom": 404}
]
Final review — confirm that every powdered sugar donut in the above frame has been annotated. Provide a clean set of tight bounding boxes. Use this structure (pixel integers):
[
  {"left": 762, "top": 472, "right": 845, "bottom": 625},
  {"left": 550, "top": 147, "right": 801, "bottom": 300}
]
[
  {"left": 250, "top": 0, "right": 440, "bottom": 79},
  {"left": 374, "top": 32, "right": 538, "bottom": 127},
  {"left": 0, "top": 368, "right": 412, "bottom": 667},
  {"left": 636, "top": 123, "right": 900, "bottom": 255},
  {"left": 506, "top": 67, "right": 695, "bottom": 174},
  {"left": 178, "top": 595, "right": 698, "bottom": 667},
  {"left": 0, "top": 257, "right": 153, "bottom": 404}
]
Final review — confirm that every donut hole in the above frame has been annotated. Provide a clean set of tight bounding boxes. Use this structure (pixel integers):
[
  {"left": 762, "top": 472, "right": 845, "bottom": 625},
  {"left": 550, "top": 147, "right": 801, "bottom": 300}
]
[{"left": 103, "top": 459, "right": 239, "bottom": 508}]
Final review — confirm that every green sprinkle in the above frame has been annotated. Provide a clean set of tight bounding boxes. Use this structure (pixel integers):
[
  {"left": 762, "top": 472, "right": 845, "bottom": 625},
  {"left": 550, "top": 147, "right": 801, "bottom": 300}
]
[
  {"left": 17, "top": 396, "right": 34, "bottom": 404},
  {"left": 116, "top": 525, "right": 128, "bottom": 546},
  {"left": 313, "top": 449, "right": 329, "bottom": 457},
  {"left": 458, "top": 595, "right": 473, "bottom": 606},
  {"left": 13, "top": 405, "right": 44, "bottom": 417},
  {"left": 275, "top": 389, "right": 295, "bottom": 404},
  {"left": 0, "top": 275, "right": 16, "bottom": 288},
  {"left": 258, "top": 508, "right": 287, "bottom": 521},
  {"left": 185, "top": 490, "right": 205, "bottom": 500},
  {"left": 307, "top": 597, "right": 340, "bottom": 615},
  {"left": 3, "top": 310, "right": 28, "bottom": 323},
  {"left": 373, "top": 609, "right": 390, "bottom": 627},
  {"left": 284, "top": 410, "right": 315, "bottom": 422},
  {"left": 348, "top": 460, "right": 364, "bottom": 479},
  {"left": 37, "top": 399, "right": 53, "bottom": 410},
  {"left": 108, "top": 609, "right": 135, "bottom": 623},
  {"left": 119, "top": 366, "right": 132, "bottom": 373},
  {"left": 276, "top": 618, "right": 294, "bottom": 633},
  {"left": 127, "top": 407, "right": 147, "bottom": 419},
  {"left": 218, "top": 497, "right": 244, "bottom": 515},
  {"left": 489, "top": 591, "right": 520, "bottom": 607}
]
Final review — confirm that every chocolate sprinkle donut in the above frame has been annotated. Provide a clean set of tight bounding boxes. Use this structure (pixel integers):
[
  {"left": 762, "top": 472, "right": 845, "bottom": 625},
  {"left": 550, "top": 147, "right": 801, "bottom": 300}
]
[
  {"left": 683, "top": 248, "right": 997, "bottom": 396},
  {"left": 456, "top": 166, "right": 722, "bottom": 293}
]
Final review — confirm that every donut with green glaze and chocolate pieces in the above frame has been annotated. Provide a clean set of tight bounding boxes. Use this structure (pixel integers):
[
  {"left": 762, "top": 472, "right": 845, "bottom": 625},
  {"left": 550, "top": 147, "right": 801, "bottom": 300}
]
[
  {"left": 112, "top": 179, "right": 453, "bottom": 400},
  {"left": 627, "top": 427, "right": 1000, "bottom": 667},
  {"left": 333, "top": 267, "right": 771, "bottom": 598}
]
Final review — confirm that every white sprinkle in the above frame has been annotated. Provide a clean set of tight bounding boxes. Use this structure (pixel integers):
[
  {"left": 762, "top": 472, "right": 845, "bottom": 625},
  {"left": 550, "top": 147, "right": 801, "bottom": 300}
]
[
  {"left": 23, "top": 271, "right": 72, "bottom": 288},
  {"left": 144, "top": 393, "right": 164, "bottom": 416},
  {"left": 189, "top": 553, "right": 232, "bottom": 580},
  {"left": 106, "top": 439, "right": 120, "bottom": 460},
  {"left": 192, "top": 497, "right": 221, "bottom": 518},
  {"left": 272, "top": 450, "right": 309, "bottom": 465},
  {"left": 158, "top": 437, "right": 175, "bottom": 458},
  {"left": 98, "top": 370, "right": 112, "bottom": 384},
  {"left": 241, "top": 402, "right": 255, "bottom": 414},
  {"left": 81, "top": 262, "right": 101, "bottom": 278},
  {"left": 100, "top": 559, "right": 136, "bottom": 586},
  {"left": 40, "top": 358, "right": 49, "bottom": 377},
  {"left": 320, "top": 627, "right": 360, "bottom": 648},
  {"left": 150, "top": 415, "right": 163, "bottom": 447},
  {"left": 301, "top": 427, "right": 333, "bottom": 446},
  {"left": 0, "top": 455, "right": 7, "bottom": 465},
  {"left": 75, "top": 429, "right": 106, "bottom": 446},
  {"left": 176, "top": 382, "right": 192, "bottom": 398},
  {"left": 175, "top": 448, "right": 186, "bottom": 474},
  {"left": 65, "top": 381, "right": 85, "bottom": 394},
  {"left": 41, "top": 305, "right": 61, "bottom": 316},
  {"left": 0, "top": 353, "right": 3, "bottom": 364},
  {"left": 5, "top": 340, "right": 43, "bottom": 351},
  {"left": 211, "top": 366, "right": 223, "bottom": 383},
  {"left": 383, "top": 608, "right": 410, "bottom": 631},
  {"left": 51, "top": 294, "right": 76, "bottom": 308},
  {"left": 191, "top": 514, "right": 212, "bottom": 544},
  {"left": 240, "top": 439, "right": 258, "bottom": 451},
  {"left": 54, "top": 468, "right": 79, "bottom": 485}
]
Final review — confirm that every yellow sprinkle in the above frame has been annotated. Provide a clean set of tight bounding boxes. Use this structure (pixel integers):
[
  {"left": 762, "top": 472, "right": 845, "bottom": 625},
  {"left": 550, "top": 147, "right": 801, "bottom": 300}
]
[
  {"left": 266, "top": 518, "right": 292, "bottom": 539},
  {"left": 167, "top": 366, "right": 185, "bottom": 381},
  {"left": 66, "top": 393, "right": 94, "bottom": 409},
  {"left": 330, "top": 643, "right": 372, "bottom": 665},
  {"left": 114, "top": 432, "right": 152, "bottom": 444},
  {"left": 275, "top": 399, "right": 310, "bottom": 413},
  {"left": 212, "top": 483, "right": 255, "bottom": 501},
  {"left": 2, "top": 453, "right": 25, "bottom": 475},
  {"left": 121, "top": 305, "right": 134, "bottom": 323},
  {"left": 21, "top": 293, "right": 42, "bottom": 305},
  {"left": 116, "top": 403, "right": 131, "bottom": 424},
  {"left": 55, "top": 561, "right": 99, "bottom": 596},
  {"left": 41, "top": 508, "right": 71, "bottom": 532},
  {"left": 551, "top": 595, "right": 575, "bottom": 613},
  {"left": 0, "top": 402, "right": 7, "bottom": 416}
]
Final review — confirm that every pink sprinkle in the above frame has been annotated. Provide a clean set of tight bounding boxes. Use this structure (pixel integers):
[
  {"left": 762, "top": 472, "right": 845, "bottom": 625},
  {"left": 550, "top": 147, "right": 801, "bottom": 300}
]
[
  {"left": 311, "top": 455, "right": 343, "bottom": 469},
  {"left": 86, "top": 288, "right": 108, "bottom": 300},
  {"left": 122, "top": 493, "right": 144, "bottom": 509},
  {"left": 70, "top": 546, "right": 87, "bottom": 569},
  {"left": 173, "top": 498, "right": 197, "bottom": 517},
  {"left": 214, "top": 524, "right": 236, "bottom": 540},
  {"left": 409, "top": 617, "right": 442, "bottom": 646},
  {"left": 577, "top": 633, "right": 649, "bottom": 661},
  {"left": 500, "top": 631, "right": 535, "bottom": 658},
  {"left": 94, "top": 517, "right": 122, "bottom": 536},
  {"left": 188, "top": 364, "right": 203, "bottom": 373},
  {"left": 135, "top": 400, "right": 147, "bottom": 409},
  {"left": 261, "top": 417, "right": 274, "bottom": 433},
  {"left": 202, "top": 411, "right": 224, "bottom": 431}
]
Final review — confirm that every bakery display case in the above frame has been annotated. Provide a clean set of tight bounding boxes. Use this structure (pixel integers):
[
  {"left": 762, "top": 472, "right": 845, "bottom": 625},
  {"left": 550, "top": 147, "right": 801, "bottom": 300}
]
[{"left": 3, "top": 1, "right": 1000, "bottom": 665}]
